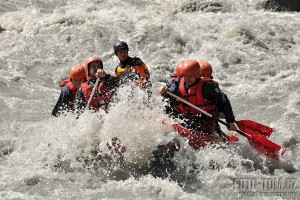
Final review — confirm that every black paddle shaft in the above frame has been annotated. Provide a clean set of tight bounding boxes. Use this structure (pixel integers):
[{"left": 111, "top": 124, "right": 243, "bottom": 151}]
[{"left": 217, "top": 118, "right": 249, "bottom": 138}]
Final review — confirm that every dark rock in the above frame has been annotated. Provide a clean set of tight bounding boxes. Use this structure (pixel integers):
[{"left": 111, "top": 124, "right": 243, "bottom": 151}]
[
  {"left": 264, "top": 0, "right": 300, "bottom": 12},
  {"left": 0, "top": 26, "right": 6, "bottom": 33}
]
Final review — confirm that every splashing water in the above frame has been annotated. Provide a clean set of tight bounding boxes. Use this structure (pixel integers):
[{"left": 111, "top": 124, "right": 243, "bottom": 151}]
[{"left": 0, "top": 0, "right": 299, "bottom": 199}]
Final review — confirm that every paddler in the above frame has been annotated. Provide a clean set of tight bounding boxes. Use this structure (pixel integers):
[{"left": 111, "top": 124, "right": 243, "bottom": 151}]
[
  {"left": 113, "top": 41, "right": 152, "bottom": 94},
  {"left": 160, "top": 59, "right": 237, "bottom": 134},
  {"left": 199, "top": 60, "right": 214, "bottom": 79},
  {"left": 198, "top": 60, "right": 227, "bottom": 136},
  {"left": 75, "top": 56, "right": 119, "bottom": 116},
  {"left": 52, "top": 64, "right": 87, "bottom": 117}
]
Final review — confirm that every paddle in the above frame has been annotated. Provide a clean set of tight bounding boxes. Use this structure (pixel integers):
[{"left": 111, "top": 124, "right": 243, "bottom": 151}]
[
  {"left": 166, "top": 91, "right": 286, "bottom": 160},
  {"left": 85, "top": 77, "right": 100, "bottom": 109},
  {"left": 235, "top": 120, "right": 273, "bottom": 138}
]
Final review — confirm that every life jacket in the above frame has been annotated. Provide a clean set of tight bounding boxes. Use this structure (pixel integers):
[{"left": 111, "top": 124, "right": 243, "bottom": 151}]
[
  {"left": 201, "top": 77, "right": 219, "bottom": 86},
  {"left": 59, "top": 78, "right": 77, "bottom": 101},
  {"left": 177, "top": 78, "right": 216, "bottom": 115},
  {"left": 114, "top": 57, "right": 150, "bottom": 87},
  {"left": 81, "top": 81, "right": 114, "bottom": 111},
  {"left": 170, "top": 73, "right": 178, "bottom": 79}
]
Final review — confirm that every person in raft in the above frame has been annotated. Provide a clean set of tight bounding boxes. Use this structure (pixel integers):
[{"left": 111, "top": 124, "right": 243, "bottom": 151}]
[
  {"left": 113, "top": 41, "right": 151, "bottom": 90},
  {"left": 198, "top": 60, "right": 230, "bottom": 137},
  {"left": 52, "top": 64, "right": 87, "bottom": 117},
  {"left": 75, "top": 56, "right": 119, "bottom": 116},
  {"left": 159, "top": 59, "right": 237, "bottom": 134}
]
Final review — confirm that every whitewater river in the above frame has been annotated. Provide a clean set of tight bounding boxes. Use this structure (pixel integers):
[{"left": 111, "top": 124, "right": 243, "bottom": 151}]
[{"left": 0, "top": 0, "right": 299, "bottom": 199}]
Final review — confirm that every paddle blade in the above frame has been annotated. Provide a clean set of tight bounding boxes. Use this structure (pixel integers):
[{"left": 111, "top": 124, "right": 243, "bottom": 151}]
[
  {"left": 236, "top": 120, "right": 273, "bottom": 138},
  {"left": 246, "top": 132, "right": 285, "bottom": 160}
]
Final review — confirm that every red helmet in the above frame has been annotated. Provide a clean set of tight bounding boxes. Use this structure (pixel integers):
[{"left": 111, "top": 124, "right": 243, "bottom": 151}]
[
  {"left": 175, "top": 62, "right": 184, "bottom": 78},
  {"left": 198, "top": 61, "right": 212, "bottom": 77},
  {"left": 180, "top": 60, "right": 200, "bottom": 78},
  {"left": 69, "top": 64, "right": 86, "bottom": 80},
  {"left": 84, "top": 56, "right": 103, "bottom": 76}
]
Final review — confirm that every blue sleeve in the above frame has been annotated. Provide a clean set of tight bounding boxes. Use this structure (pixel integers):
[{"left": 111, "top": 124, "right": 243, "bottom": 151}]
[
  {"left": 166, "top": 79, "right": 179, "bottom": 94},
  {"left": 162, "top": 78, "right": 180, "bottom": 106}
]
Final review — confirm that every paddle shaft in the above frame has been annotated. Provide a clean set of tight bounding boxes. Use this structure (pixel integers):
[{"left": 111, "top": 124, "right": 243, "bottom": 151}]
[{"left": 86, "top": 77, "right": 100, "bottom": 109}]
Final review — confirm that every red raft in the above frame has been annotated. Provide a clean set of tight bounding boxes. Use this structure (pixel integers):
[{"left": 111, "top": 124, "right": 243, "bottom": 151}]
[{"left": 171, "top": 123, "right": 238, "bottom": 150}]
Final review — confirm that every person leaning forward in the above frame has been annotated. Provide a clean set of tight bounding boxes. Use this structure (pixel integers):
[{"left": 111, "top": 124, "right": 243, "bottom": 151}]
[
  {"left": 160, "top": 59, "right": 237, "bottom": 134},
  {"left": 198, "top": 60, "right": 227, "bottom": 136},
  {"left": 75, "top": 56, "right": 119, "bottom": 116}
]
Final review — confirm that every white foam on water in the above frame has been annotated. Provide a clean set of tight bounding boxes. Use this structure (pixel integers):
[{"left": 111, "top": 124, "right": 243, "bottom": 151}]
[{"left": 0, "top": 0, "right": 299, "bottom": 199}]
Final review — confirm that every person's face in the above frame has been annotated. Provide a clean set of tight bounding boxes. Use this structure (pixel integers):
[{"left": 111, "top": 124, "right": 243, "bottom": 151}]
[
  {"left": 116, "top": 49, "right": 128, "bottom": 61},
  {"left": 72, "top": 77, "right": 86, "bottom": 89},
  {"left": 89, "top": 61, "right": 102, "bottom": 78},
  {"left": 183, "top": 75, "right": 197, "bottom": 85}
]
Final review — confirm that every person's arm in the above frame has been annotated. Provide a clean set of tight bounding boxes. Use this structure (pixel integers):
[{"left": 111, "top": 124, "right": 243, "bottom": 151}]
[
  {"left": 114, "top": 66, "right": 120, "bottom": 77},
  {"left": 52, "top": 86, "right": 72, "bottom": 117},
  {"left": 140, "top": 61, "right": 150, "bottom": 81},
  {"left": 102, "top": 74, "right": 120, "bottom": 90},
  {"left": 74, "top": 88, "right": 86, "bottom": 117},
  {"left": 160, "top": 79, "right": 180, "bottom": 105},
  {"left": 202, "top": 82, "right": 235, "bottom": 123},
  {"left": 133, "top": 57, "right": 151, "bottom": 85}
]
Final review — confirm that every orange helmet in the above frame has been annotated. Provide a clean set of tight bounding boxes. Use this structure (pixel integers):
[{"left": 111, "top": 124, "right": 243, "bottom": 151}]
[
  {"left": 180, "top": 60, "right": 200, "bottom": 78},
  {"left": 69, "top": 64, "right": 86, "bottom": 80},
  {"left": 198, "top": 61, "right": 212, "bottom": 77},
  {"left": 84, "top": 56, "right": 103, "bottom": 76},
  {"left": 175, "top": 62, "right": 184, "bottom": 78}
]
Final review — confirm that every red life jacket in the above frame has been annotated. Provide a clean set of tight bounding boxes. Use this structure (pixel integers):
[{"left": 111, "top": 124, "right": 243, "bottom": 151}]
[
  {"left": 81, "top": 82, "right": 114, "bottom": 111},
  {"left": 59, "top": 78, "right": 77, "bottom": 101},
  {"left": 177, "top": 78, "right": 216, "bottom": 115},
  {"left": 201, "top": 77, "right": 219, "bottom": 86},
  {"left": 170, "top": 73, "right": 178, "bottom": 78}
]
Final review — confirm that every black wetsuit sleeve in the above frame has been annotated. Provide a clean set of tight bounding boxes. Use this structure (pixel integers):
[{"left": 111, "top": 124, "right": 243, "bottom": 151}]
[
  {"left": 74, "top": 88, "right": 86, "bottom": 116},
  {"left": 52, "top": 86, "right": 73, "bottom": 117},
  {"left": 102, "top": 74, "right": 120, "bottom": 90},
  {"left": 202, "top": 82, "right": 235, "bottom": 123}
]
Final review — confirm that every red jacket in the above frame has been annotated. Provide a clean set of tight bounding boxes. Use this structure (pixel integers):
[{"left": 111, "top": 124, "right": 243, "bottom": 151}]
[
  {"left": 81, "top": 81, "right": 114, "bottom": 111},
  {"left": 177, "top": 78, "right": 216, "bottom": 115}
]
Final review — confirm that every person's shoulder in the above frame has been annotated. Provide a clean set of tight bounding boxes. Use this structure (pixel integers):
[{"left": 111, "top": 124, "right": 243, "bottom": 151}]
[
  {"left": 167, "top": 78, "right": 179, "bottom": 86},
  {"left": 59, "top": 85, "right": 73, "bottom": 97},
  {"left": 202, "top": 77, "right": 219, "bottom": 86},
  {"left": 132, "top": 56, "right": 144, "bottom": 66},
  {"left": 202, "top": 79, "right": 223, "bottom": 96},
  {"left": 61, "top": 85, "right": 71, "bottom": 93},
  {"left": 202, "top": 78, "right": 218, "bottom": 89}
]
